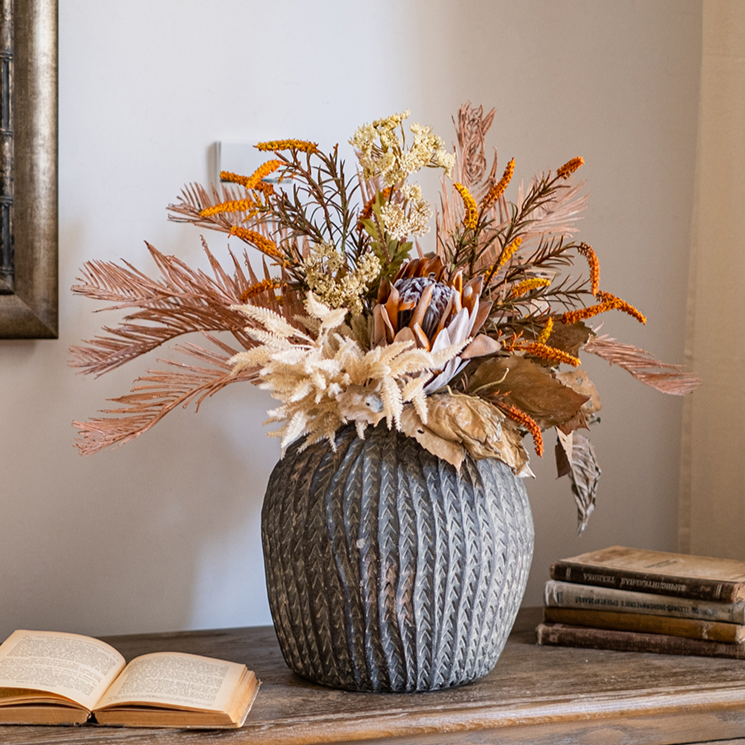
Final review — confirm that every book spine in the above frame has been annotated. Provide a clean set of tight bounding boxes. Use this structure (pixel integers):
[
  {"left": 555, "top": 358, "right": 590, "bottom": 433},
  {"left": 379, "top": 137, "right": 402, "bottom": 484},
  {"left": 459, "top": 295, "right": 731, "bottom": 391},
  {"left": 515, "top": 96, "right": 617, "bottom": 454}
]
[
  {"left": 544, "top": 580, "right": 745, "bottom": 624},
  {"left": 550, "top": 561, "right": 742, "bottom": 602},
  {"left": 535, "top": 622, "right": 745, "bottom": 659},
  {"left": 542, "top": 607, "right": 743, "bottom": 643}
]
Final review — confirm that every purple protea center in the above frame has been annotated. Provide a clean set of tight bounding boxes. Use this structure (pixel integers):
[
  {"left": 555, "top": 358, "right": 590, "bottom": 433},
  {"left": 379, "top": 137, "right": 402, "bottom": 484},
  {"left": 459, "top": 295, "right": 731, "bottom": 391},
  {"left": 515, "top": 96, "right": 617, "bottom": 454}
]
[{"left": 395, "top": 275, "right": 454, "bottom": 338}]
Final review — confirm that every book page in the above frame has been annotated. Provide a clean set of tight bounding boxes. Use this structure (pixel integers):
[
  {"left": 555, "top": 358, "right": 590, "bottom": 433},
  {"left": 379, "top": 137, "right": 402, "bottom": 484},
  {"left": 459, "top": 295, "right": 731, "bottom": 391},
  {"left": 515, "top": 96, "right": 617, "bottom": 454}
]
[
  {"left": 0, "top": 630, "right": 125, "bottom": 711},
  {"left": 95, "top": 652, "right": 245, "bottom": 713}
]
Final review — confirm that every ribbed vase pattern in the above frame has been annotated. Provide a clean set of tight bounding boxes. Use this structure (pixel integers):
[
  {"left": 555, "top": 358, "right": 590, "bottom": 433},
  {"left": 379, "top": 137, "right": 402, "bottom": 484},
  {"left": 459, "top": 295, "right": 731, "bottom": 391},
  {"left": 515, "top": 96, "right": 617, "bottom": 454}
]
[{"left": 262, "top": 423, "right": 534, "bottom": 692}]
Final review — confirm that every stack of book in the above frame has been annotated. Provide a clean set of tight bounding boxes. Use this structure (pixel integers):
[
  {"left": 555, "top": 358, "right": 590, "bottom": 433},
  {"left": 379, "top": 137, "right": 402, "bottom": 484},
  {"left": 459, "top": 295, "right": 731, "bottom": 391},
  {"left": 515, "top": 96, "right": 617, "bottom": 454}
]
[{"left": 536, "top": 545, "right": 745, "bottom": 658}]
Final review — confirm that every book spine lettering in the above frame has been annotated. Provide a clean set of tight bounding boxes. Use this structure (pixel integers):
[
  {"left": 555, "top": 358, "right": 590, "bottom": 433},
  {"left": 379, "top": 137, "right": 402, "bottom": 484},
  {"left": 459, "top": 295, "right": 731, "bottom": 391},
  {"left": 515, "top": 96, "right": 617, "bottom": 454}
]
[
  {"left": 550, "top": 562, "right": 739, "bottom": 602},
  {"left": 544, "top": 580, "right": 745, "bottom": 623},
  {"left": 536, "top": 623, "right": 745, "bottom": 659}
]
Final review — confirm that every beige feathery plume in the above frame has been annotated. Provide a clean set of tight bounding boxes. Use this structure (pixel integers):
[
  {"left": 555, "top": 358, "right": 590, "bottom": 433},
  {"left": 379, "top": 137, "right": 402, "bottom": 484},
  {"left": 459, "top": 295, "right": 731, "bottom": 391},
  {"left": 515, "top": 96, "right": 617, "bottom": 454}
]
[{"left": 231, "top": 294, "right": 467, "bottom": 454}]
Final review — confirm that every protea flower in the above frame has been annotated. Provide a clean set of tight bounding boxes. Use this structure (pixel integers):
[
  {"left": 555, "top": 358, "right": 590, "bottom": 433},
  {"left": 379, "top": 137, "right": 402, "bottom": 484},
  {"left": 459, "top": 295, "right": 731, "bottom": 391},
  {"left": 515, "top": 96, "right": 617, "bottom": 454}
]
[{"left": 372, "top": 256, "right": 499, "bottom": 392}]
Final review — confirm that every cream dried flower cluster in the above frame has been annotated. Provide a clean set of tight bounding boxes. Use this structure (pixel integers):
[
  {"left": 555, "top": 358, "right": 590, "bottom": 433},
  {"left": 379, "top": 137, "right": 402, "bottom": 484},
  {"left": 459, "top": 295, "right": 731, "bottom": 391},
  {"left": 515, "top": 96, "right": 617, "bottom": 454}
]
[
  {"left": 230, "top": 293, "right": 466, "bottom": 454},
  {"left": 349, "top": 110, "right": 455, "bottom": 186},
  {"left": 380, "top": 183, "right": 433, "bottom": 240},
  {"left": 302, "top": 241, "right": 381, "bottom": 314}
]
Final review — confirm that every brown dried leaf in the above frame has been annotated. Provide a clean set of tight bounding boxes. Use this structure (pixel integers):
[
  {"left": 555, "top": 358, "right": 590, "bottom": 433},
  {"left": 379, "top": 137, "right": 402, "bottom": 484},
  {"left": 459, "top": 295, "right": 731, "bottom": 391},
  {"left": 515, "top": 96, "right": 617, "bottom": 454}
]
[
  {"left": 556, "top": 368, "right": 602, "bottom": 415},
  {"left": 554, "top": 428, "right": 572, "bottom": 478},
  {"left": 426, "top": 394, "right": 502, "bottom": 458},
  {"left": 401, "top": 393, "right": 531, "bottom": 475},
  {"left": 468, "top": 355, "right": 589, "bottom": 430},
  {"left": 556, "top": 408, "right": 588, "bottom": 436},
  {"left": 429, "top": 393, "right": 530, "bottom": 474},
  {"left": 493, "top": 420, "right": 533, "bottom": 476},
  {"left": 400, "top": 407, "right": 466, "bottom": 469}
]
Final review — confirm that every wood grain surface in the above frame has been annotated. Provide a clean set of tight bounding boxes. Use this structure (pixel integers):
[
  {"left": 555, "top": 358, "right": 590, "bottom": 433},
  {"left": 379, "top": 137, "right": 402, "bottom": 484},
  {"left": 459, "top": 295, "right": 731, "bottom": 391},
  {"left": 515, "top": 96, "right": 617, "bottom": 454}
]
[{"left": 2, "top": 607, "right": 745, "bottom": 744}]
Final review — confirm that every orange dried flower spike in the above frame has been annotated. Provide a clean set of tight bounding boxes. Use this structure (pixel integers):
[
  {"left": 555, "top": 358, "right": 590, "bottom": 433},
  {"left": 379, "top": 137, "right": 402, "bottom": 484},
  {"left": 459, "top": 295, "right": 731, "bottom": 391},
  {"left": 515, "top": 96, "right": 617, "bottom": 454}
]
[
  {"left": 559, "top": 300, "right": 615, "bottom": 325},
  {"left": 453, "top": 182, "right": 478, "bottom": 229},
  {"left": 498, "top": 237, "right": 522, "bottom": 267},
  {"left": 256, "top": 139, "right": 318, "bottom": 153},
  {"left": 200, "top": 197, "right": 256, "bottom": 218},
  {"left": 228, "top": 226, "right": 283, "bottom": 260},
  {"left": 559, "top": 291, "right": 646, "bottom": 326},
  {"left": 577, "top": 242, "right": 600, "bottom": 295},
  {"left": 556, "top": 156, "right": 584, "bottom": 179},
  {"left": 596, "top": 291, "right": 647, "bottom": 324},
  {"left": 499, "top": 403, "right": 544, "bottom": 457},
  {"left": 480, "top": 157, "right": 515, "bottom": 212},
  {"left": 220, "top": 159, "right": 282, "bottom": 190},
  {"left": 252, "top": 180, "right": 275, "bottom": 197},
  {"left": 239, "top": 278, "right": 284, "bottom": 303},
  {"left": 536, "top": 318, "right": 554, "bottom": 345},
  {"left": 517, "top": 342, "right": 581, "bottom": 368},
  {"left": 510, "top": 277, "right": 551, "bottom": 298},
  {"left": 485, "top": 237, "right": 522, "bottom": 283}
]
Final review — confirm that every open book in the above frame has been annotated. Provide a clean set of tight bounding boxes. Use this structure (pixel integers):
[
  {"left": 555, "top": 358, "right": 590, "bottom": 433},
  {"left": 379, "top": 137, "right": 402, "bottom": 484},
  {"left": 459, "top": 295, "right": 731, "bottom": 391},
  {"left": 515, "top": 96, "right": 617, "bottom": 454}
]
[{"left": 0, "top": 630, "right": 260, "bottom": 728}]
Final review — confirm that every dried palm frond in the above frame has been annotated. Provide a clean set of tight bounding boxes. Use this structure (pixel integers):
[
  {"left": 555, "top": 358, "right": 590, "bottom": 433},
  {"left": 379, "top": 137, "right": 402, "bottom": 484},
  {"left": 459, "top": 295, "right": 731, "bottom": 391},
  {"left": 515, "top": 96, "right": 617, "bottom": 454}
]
[
  {"left": 437, "top": 104, "right": 588, "bottom": 287},
  {"left": 513, "top": 178, "right": 588, "bottom": 250},
  {"left": 73, "top": 339, "right": 256, "bottom": 455},
  {"left": 437, "top": 104, "right": 499, "bottom": 256},
  {"left": 584, "top": 334, "right": 700, "bottom": 395},
  {"left": 465, "top": 180, "right": 588, "bottom": 275},
  {"left": 69, "top": 242, "right": 293, "bottom": 377}
]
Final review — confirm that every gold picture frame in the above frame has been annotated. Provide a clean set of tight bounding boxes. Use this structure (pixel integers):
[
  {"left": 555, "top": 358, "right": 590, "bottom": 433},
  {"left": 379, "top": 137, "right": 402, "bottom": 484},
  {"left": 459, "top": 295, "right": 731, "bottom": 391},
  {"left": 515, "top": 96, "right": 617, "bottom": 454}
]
[{"left": 0, "top": 0, "right": 57, "bottom": 338}]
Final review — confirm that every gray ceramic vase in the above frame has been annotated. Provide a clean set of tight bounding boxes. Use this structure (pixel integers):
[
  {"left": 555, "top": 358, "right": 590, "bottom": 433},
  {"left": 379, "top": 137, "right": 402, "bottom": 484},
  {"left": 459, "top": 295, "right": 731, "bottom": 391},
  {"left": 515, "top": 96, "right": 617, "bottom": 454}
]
[{"left": 261, "top": 422, "right": 534, "bottom": 692}]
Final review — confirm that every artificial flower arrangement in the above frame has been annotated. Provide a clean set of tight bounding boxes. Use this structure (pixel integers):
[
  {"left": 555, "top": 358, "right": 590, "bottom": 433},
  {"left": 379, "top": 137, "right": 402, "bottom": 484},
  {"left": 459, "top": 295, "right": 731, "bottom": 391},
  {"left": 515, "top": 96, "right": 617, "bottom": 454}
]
[{"left": 71, "top": 104, "right": 697, "bottom": 531}]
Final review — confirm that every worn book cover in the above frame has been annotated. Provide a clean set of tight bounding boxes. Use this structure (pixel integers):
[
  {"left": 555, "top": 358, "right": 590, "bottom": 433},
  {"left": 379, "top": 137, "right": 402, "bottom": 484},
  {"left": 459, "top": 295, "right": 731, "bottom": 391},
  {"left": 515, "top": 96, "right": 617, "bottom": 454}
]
[
  {"left": 543, "top": 607, "right": 745, "bottom": 643},
  {"left": 550, "top": 546, "right": 745, "bottom": 602},
  {"left": 536, "top": 622, "right": 745, "bottom": 659},
  {"left": 544, "top": 580, "right": 745, "bottom": 624}
]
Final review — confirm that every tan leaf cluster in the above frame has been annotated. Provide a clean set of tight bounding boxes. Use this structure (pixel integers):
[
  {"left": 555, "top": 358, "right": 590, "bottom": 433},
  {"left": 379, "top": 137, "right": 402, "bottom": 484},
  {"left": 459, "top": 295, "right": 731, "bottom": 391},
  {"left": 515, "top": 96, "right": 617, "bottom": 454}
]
[
  {"left": 401, "top": 392, "right": 530, "bottom": 475},
  {"left": 230, "top": 294, "right": 466, "bottom": 454}
]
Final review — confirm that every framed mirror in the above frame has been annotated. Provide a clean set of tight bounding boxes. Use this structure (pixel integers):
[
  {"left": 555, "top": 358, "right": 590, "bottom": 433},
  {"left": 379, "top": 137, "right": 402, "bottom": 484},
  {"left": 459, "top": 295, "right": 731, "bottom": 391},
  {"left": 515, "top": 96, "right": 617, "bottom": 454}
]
[{"left": 0, "top": 0, "right": 57, "bottom": 338}]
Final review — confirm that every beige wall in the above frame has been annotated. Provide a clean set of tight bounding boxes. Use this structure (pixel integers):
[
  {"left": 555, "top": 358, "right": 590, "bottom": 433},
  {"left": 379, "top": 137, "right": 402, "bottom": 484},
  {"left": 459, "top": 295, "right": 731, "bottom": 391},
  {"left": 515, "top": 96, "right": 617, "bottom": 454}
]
[{"left": 0, "top": 0, "right": 702, "bottom": 637}]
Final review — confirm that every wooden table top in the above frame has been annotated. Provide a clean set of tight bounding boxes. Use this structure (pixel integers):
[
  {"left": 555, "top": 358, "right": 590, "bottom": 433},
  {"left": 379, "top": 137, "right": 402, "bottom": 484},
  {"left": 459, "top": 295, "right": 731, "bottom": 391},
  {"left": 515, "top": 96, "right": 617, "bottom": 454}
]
[{"left": 3, "top": 607, "right": 745, "bottom": 744}]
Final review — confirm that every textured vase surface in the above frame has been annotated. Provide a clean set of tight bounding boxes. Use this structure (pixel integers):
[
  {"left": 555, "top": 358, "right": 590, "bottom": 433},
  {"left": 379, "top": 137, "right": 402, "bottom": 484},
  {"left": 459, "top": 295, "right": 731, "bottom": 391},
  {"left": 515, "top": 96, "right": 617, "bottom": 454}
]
[{"left": 262, "top": 423, "right": 534, "bottom": 692}]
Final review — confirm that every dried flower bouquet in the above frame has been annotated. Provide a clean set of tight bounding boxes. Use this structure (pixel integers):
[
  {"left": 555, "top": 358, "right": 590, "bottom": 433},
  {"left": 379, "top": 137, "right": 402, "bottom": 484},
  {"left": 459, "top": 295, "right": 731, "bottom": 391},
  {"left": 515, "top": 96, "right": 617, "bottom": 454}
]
[{"left": 71, "top": 104, "right": 697, "bottom": 531}]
